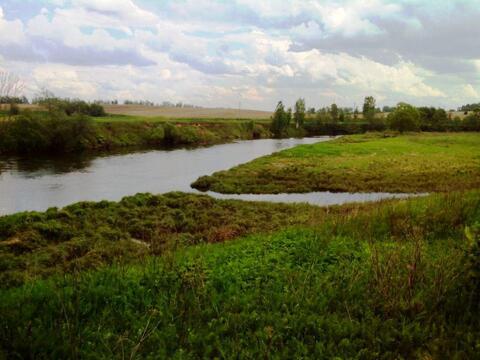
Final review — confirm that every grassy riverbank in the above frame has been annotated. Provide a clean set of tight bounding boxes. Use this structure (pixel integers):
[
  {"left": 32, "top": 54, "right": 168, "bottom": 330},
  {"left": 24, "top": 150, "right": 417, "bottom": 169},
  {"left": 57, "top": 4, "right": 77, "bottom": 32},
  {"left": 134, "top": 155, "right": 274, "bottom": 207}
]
[
  {"left": 0, "top": 192, "right": 330, "bottom": 288},
  {"left": 1, "top": 190, "right": 480, "bottom": 358},
  {"left": 192, "top": 132, "right": 480, "bottom": 194},
  {"left": 0, "top": 111, "right": 271, "bottom": 155}
]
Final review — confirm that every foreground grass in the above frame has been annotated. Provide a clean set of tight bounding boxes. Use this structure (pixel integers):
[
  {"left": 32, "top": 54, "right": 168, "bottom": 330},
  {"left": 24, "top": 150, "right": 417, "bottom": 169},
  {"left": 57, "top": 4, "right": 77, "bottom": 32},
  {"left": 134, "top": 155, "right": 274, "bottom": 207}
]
[
  {"left": 1, "top": 191, "right": 480, "bottom": 358},
  {"left": 0, "top": 192, "right": 332, "bottom": 288},
  {"left": 192, "top": 132, "right": 480, "bottom": 194}
]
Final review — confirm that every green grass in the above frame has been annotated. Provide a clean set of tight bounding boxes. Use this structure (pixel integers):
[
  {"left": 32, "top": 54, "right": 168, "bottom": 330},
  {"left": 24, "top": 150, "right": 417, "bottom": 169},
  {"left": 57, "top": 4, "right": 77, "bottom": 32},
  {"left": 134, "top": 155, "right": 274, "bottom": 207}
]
[
  {"left": 0, "top": 111, "right": 271, "bottom": 155},
  {"left": 1, "top": 190, "right": 480, "bottom": 358},
  {"left": 0, "top": 192, "right": 332, "bottom": 288},
  {"left": 192, "top": 132, "right": 480, "bottom": 194}
]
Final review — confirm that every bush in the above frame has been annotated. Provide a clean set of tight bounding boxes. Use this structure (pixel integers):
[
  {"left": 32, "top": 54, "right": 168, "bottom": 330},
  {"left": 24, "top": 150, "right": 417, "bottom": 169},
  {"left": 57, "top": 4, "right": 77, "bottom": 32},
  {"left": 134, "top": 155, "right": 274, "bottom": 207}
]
[
  {"left": 0, "top": 111, "right": 96, "bottom": 154},
  {"left": 463, "top": 113, "right": 480, "bottom": 131},
  {"left": 8, "top": 103, "right": 20, "bottom": 116},
  {"left": 387, "top": 103, "right": 420, "bottom": 132},
  {"left": 465, "top": 222, "right": 480, "bottom": 301},
  {"left": 88, "top": 103, "right": 106, "bottom": 117},
  {"left": 37, "top": 98, "right": 106, "bottom": 117}
]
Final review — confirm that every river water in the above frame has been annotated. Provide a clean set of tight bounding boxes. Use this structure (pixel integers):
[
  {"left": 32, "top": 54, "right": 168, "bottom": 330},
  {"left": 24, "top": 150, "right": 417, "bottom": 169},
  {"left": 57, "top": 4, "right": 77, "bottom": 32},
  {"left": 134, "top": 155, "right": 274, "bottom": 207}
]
[{"left": 0, "top": 137, "right": 412, "bottom": 215}]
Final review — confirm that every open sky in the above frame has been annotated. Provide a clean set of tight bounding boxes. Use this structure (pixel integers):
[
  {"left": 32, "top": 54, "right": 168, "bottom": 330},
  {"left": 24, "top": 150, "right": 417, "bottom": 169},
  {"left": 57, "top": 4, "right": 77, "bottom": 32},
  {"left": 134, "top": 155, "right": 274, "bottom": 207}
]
[{"left": 1, "top": 0, "right": 479, "bottom": 110}]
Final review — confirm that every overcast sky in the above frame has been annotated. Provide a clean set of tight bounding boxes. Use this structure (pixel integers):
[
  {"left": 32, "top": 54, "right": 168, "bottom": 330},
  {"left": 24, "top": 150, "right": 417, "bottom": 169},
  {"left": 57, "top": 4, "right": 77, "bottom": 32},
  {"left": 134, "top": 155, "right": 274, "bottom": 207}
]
[{"left": 1, "top": 0, "right": 479, "bottom": 110}]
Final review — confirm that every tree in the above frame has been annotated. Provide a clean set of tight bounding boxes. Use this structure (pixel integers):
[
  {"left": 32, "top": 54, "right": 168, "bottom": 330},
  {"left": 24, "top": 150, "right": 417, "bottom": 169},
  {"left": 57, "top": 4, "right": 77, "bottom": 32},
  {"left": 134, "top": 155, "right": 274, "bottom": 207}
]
[
  {"left": 0, "top": 71, "right": 25, "bottom": 114},
  {"left": 382, "top": 105, "right": 395, "bottom": 113},
  {"left": 294, "top": 98, "right": 305, "bottom": 129},
  {"left": 0, "top": 71, "right": 25, "bottom": 98},
  {"left": 271, "top": 101, "right": 290, "bottom": 137},
  {"left": 330, "top": 103, "right": 339, "bottom": 123},
  {"left": 432, "top": 109, "right": 448, "bottom": 125},
  {"left": 387, "top": 103, "right": 420, "bottom": 132},
  {"left": 362, "top": 96, "right": 376, "bottom": 123}
]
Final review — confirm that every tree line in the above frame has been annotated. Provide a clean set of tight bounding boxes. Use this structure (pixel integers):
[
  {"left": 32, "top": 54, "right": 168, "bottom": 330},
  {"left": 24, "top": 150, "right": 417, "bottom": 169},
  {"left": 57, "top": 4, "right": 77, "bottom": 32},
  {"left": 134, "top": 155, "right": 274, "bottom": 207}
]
[{"left": 271, "top": 96, "right": 480, "bottom": 136}]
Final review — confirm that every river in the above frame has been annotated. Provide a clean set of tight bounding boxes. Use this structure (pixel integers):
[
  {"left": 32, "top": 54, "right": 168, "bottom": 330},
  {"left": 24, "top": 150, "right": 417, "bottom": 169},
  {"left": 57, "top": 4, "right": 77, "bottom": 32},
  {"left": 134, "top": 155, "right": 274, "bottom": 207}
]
[{"left": 0, "top": 137, "right": 413, "bottom": 215}]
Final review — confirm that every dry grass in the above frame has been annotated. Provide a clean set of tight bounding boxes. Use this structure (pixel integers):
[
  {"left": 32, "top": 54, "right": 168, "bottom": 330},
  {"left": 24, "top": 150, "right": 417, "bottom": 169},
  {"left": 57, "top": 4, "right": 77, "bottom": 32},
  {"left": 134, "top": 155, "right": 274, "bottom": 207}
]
[
  {"left": 13, "top": 104, "right": 272, "bottom": 120},
  {"left": 102, "top": 104, "right": 272, "bottom": 119}
]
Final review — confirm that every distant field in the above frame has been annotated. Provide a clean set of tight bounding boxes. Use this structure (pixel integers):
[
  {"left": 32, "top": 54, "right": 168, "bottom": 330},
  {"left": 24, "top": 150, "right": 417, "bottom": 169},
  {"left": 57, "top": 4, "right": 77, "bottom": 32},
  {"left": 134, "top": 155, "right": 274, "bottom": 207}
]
[
  {"left": 13, "top": 104, "right": 272, "bottom": 120},
  {"left": 102, "top": 104, "right": 272, "bottom": 119}
]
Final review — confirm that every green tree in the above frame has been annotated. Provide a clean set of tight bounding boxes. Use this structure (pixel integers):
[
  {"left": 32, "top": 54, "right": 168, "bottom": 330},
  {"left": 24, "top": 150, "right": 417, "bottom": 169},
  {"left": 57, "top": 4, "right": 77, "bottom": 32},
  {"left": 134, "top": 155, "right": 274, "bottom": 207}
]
[
  {"left": 362, "top": 96, "right": 376, "bottom": 124},
  {"left": 294, "top": 98, "right": 305, "bottom": 129},
  {"left": 387, "top": 103, "right": 420, "bottom": 132},
  {"left": 271, "top": 101, "right": 290, "bottom": 137},
  {"left": 330, "top": 103, "right": 339, "bottom": 123},
  {"left": 432, "top": 109, "right": 448, "bottom": 125}
]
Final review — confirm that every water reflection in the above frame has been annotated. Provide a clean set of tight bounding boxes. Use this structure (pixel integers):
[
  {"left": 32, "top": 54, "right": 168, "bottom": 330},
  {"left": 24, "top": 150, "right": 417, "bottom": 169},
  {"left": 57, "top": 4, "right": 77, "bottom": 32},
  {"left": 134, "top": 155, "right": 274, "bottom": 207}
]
[{"left": 0, "top": 137, "right": 330, "bottom": 215}]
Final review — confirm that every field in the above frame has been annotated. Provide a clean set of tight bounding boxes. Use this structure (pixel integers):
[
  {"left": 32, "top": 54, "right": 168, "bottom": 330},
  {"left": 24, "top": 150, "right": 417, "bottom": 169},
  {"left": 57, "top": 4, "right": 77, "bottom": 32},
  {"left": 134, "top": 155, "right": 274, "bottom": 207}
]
[
  {"left": 103, "top": 104, "right": 272, "bottom": 119},
  {"left": 1, "top": 190, "right": 480, "bottom": 358},
  {"left": 192, "top": 132, "right": 480, "bottom": 194},
  {"left": 13, "top": 104, "right": 272, "bottom": 120}
]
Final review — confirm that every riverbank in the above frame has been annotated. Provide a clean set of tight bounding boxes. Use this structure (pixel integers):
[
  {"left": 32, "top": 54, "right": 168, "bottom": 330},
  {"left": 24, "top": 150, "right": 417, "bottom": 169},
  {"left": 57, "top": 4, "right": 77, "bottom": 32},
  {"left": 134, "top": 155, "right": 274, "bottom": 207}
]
[
  {"left": 192, "top": 132, "right": 480, "bottom": 194},
  {"left": 0, "top": 111, "right": 274, "bottom": 155},
  {"left": 0, "top": 137, "right": 324, "bottom": 215},
  {"left": 1, "top": 190, "right": 479, "bottom": 358}
]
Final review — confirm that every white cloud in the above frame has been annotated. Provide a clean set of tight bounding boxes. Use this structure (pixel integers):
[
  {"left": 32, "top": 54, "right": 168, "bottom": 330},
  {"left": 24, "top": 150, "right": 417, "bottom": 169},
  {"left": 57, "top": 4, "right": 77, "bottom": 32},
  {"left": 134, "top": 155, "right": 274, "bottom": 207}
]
[
  {"left": 0, "top": 6, "right": 26, "bottom": 45},
  {"left": 462, "top": 84, "right": 479, "bottom": 98},
  {"left": 32, "top": 64, "right": 97, "bottom": 98},
  {"left": 72, "top": 0, "right": 157, "bottom": 25},
  {"left": 0, "top": 0, "right": 477, "bottom": 109}
]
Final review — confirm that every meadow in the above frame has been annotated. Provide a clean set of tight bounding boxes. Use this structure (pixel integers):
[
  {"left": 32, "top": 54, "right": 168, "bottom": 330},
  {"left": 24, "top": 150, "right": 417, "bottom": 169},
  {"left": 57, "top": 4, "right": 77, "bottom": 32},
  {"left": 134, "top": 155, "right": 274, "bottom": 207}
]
[
  {"left": 1, "top": 190, "right": 480, "bottom": 358},
  {"left": 192, "top": 132, "right": 480, "bottom": 194}
]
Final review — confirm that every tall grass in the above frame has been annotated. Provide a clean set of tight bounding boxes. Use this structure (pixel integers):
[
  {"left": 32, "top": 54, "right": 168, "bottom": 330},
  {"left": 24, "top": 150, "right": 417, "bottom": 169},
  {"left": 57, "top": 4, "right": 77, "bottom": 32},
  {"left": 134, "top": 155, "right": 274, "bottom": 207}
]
[{"left": 0, "top": 111, "right": 271, "bottom": 155}]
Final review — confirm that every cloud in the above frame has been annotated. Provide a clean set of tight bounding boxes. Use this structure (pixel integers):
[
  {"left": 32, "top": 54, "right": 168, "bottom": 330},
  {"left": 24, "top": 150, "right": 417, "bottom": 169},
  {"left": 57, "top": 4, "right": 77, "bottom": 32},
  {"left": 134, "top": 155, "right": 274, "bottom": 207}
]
[
  {"left": 32, "top": 64, "right": 98, "bottom": 97},
  {"left": 463, "top": 84, "right": 479, "bottom": 99},
  {"left": 1, "top": 38, "right": 155, "bottom": 67},
  {"left": 0, "top": 0, "right": 479, "bottom": 109},
  {"left": 0, "top": 5, "right": 155, "bottom": 67},
  {"left": 290, "top": 1, "right": 480, "bottom": 76},
  {"left": 71, "top": 0, "right": 157, "bottom": 25},
  {"left": 0, "top": 6, "right": 26, "bottom": 45}
]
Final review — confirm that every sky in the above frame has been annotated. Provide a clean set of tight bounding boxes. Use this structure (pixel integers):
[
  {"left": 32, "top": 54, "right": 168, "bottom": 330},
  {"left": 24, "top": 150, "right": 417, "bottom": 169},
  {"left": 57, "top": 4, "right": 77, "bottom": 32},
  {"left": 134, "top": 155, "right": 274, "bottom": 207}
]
[{"left": 0, "top": 0, "right": 479, "bottom": 110}]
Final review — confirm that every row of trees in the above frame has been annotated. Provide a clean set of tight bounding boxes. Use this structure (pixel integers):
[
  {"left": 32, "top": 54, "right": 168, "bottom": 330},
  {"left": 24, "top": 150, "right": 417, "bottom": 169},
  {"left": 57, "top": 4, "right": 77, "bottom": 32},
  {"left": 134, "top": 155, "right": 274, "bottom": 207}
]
[
  {"left": 271, "top": 96, "right": 480, "bottom": 136},
  {"left": 458, "top": 103, "right": 480, "bottom": 112},
  {"left": 33, "top": 92, "right": 106, "bottom": 117}
]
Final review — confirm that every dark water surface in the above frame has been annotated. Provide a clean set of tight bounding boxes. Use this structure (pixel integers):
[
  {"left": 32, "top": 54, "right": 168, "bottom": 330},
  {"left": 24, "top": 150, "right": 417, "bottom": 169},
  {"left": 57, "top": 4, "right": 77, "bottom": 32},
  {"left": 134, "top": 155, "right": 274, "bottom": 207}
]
[{"left": 0, "top": 137, "right": 412, "bottom": 215}]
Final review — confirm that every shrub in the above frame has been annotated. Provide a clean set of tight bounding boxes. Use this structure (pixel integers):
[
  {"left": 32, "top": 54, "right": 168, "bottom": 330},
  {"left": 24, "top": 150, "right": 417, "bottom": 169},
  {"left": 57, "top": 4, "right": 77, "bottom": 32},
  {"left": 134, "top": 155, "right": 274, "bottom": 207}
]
[
  {"left": 465, "top": 222, "right": 480, "bottom": 301},
  {"left": 387, "top": 103, "right": 420, "bottom": 132},
  {"left": 0, "top": 111, "right": 96, "bottom": 154},
  {"left": 37, "top": 98, "right": 106, "bottom": 117},
  {"left": 8, "top": 103, "right": 20, "bottom": 116}
]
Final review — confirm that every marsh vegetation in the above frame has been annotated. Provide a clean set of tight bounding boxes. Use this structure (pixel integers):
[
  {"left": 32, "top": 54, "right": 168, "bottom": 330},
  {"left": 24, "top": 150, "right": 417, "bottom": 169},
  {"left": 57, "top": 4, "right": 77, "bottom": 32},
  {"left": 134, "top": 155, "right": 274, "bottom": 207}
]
[
  {"left": 192, "top": 133, "right": 480, "bottom": 194},
  {"left": 1, "top": 191, "right": 480, "bottom": 358}
]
